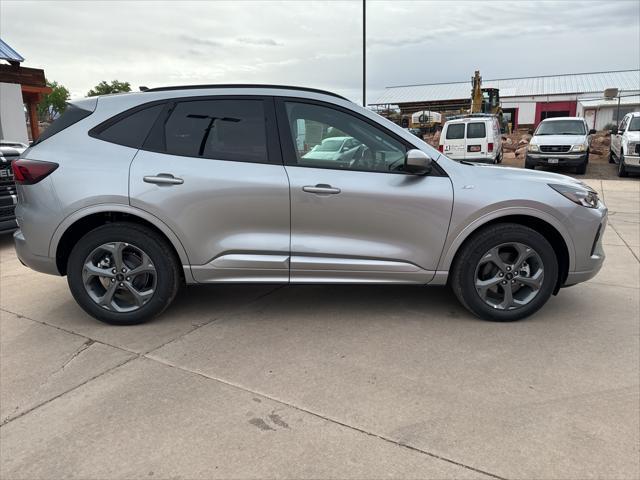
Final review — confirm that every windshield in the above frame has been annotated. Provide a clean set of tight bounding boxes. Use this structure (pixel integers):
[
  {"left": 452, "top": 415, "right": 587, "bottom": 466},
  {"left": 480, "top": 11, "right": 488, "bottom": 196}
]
[
  {"left": 628, "top": 117, "right": 640, "bottom": 131},
  {"left": 314, "top": 138, "right": 344, "bottom": 152},
  {"left": 535, "top": 120, "right": 586, "bottom": 135}
]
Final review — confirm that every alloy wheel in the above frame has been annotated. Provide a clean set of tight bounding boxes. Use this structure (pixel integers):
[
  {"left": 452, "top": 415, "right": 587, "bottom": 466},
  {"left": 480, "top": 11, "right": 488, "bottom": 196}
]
[
  {"left": 474, "top": 242, "right": 544, "bottom": 310},
  {"left": 82, "top": 242, "right": 157, "bottom": 312}
]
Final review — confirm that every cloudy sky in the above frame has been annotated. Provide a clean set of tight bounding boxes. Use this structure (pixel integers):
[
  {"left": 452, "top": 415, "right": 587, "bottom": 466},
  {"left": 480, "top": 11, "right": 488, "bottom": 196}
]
[{"left": 2, "top": 0, "right": 639, "bottom": 103}]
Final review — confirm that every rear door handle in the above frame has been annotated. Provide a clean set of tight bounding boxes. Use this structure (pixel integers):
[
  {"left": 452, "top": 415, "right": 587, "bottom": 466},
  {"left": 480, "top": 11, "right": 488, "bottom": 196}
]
[
  {"left": 302, "top": 184, "right": 341, "bottom": 195},
  {"left": 143, "top": 173, "right": 184, "bottom": 185}
]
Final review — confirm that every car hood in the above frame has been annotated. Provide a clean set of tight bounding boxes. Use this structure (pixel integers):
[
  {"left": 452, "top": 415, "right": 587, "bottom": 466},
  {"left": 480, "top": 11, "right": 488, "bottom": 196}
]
[
  {"left": 530, "top": 134, "right": 587, "bottom": 145},
  {"left": 626, "top": 131, "right": 640, "bottom": 142},
  {"left": 470, "top": 163, "right": 590, "bottom": 189},
  {"left": 301, "top": 151, "right": 340, "bottom": 160}
]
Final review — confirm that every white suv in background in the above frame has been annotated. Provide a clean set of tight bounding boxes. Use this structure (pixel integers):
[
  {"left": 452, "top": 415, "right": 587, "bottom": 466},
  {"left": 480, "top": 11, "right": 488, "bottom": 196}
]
[
  {"left": 438, "top": 115, "right": 503, "bottom": 164},
  {"left": 609, "top": 112, "right": 640, "bottom": 177},
  {"left": 525, "top": 117, "right": 595, "bottom": 175}
]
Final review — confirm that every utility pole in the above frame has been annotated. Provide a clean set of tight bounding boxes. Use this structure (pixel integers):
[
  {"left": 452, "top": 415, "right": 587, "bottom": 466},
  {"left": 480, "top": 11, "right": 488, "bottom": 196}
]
[{"left": 363, "top": 0, "right": 366, "bottom": 107}]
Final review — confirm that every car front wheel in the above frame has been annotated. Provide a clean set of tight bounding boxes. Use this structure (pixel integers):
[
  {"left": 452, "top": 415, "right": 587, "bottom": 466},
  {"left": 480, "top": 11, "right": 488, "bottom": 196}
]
[
  {"left": 618, "top": 151, "right": 628, "bottom": 177},
  {"left": 67, "top": 222, "right": 181, "bottom": 325},
  {"left": 450, "top": 223, "right": 558, "bottom": 321}
]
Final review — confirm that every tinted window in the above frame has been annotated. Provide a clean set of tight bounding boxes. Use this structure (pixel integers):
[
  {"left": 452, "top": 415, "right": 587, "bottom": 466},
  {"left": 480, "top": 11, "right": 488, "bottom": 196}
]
[
  {"left": 446, "top": 124, "right": 465, "bottom": 139},
  {"left": 98, "top": 104, "right": 163, "bottom": 148},
  {"left": 161, "top": 99, "right": 267, "bottom": 163},
  {"left": 33, "top": 104, "right": 93, "bottom": 146},
  {"left": 284, "top": 102, "right": 406, "bottom": 173},
  {"left": 467, "top": 122, "right": 486, "bottom": 139}
]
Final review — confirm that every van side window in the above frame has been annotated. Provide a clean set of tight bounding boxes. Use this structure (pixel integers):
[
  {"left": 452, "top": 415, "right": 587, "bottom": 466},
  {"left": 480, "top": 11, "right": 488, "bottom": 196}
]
[
  {"left": 446, "top": 124, "right": 465, "bottom": 139},
  {"left": 159, "top": 99, "right": 268, "bottom": 163},
  {"left": 466, "top": 122, "right": 486, "bottom": 139}
]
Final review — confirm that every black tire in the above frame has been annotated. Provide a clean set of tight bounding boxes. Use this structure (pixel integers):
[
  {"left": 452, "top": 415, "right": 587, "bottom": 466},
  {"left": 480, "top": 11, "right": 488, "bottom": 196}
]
[
  {"left": 608, "top": 148, "right": 615, "bottom": 164},
  {"left": 618, "top": 151, "right": 628, "bottom": 177},
  {"left": 67, "top": 222, "right": 181, "bottom": 325},
  {"left": 575, "top": 161, "right": 587, "bottom": 175},
  {"left": 450, "top": 223, "right": 558, "bottom": 322}
]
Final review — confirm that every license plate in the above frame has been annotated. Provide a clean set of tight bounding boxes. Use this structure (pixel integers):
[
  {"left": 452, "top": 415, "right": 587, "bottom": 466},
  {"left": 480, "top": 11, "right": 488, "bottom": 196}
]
[
  {"left": 468, "top": 145, "right": 481, "bottom": 152},
  {"left": 548, "top": 158, "right": 559, "bottom": 164}
]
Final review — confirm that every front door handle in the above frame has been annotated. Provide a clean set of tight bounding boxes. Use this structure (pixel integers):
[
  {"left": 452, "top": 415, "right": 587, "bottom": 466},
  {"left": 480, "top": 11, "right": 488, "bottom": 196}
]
[
  {"left": 302, "top": 184, "right": 341, "bottom": 195},
  {"left": 143, "top": 173, "right": 184, "bottom": 185}
]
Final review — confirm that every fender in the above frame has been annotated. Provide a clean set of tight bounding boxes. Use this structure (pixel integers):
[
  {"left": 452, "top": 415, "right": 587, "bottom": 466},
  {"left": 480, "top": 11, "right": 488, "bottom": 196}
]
[
  {"left": 437, "top": 206, "right": 576, "bottom": 274},
  {"left": 48, "top": 203, "right": 194, "bottom": 282}
]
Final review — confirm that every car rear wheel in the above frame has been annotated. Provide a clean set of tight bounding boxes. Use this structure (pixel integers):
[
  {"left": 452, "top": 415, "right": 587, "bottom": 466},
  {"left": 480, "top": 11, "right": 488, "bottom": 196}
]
[
  {"left": 67, "top": 222, "right": 181, "bottom": 325},
  {"left": 450, "top": 223, "right": 558, "bottom": 321}
]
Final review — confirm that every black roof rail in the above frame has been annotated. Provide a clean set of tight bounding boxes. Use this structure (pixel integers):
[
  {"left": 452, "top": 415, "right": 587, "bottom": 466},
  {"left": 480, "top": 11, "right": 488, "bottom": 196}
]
[{"left": 143, "top": 84, "right": 349, "bottom": 101}]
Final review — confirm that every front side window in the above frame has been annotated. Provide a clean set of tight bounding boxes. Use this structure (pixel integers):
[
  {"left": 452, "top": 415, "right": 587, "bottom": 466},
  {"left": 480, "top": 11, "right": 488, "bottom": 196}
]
[
  {"left": 628, "top": 117, "right": 640, "bottom": 132},
  {"left": 446, "top": 124, "right": 465, "bottom": 139},
  {"left": 535, "top": 120, "right": 586, "bottom": 135},
  {"left": 160, "top": 99, "right": 267, "bottom": 163},
  {"left": 284, "top": 102, "right": 406, "bottom": 173},
  {"left": 466, "top": 122, "right": 486, "bottom": 139}
]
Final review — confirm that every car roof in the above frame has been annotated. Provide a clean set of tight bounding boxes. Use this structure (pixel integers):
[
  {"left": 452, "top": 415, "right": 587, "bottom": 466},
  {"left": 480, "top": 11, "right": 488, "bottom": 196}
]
[
  {"left": 540, "top": 117, "right": 584, "bottom": 122},
  {"left": 445, "top": 117, "right": 494, "bottom": 125},
  {"left": 144, "top": 84, "right": 349, "bottom": 100}
]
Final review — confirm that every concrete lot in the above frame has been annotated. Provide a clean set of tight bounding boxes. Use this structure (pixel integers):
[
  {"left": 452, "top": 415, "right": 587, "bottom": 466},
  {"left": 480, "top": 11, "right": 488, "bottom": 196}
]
[{"left": 1, "top": 179, "right": 638, "bottom": 480}]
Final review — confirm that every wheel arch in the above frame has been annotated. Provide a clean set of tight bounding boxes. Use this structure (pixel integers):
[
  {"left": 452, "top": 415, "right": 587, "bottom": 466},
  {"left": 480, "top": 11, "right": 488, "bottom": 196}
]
[
  {"left": 51, "top": 205, "right": 192, "bottom": 280},
  {"left": 441, "top": 209, "right": 574, "bottom": 293}
]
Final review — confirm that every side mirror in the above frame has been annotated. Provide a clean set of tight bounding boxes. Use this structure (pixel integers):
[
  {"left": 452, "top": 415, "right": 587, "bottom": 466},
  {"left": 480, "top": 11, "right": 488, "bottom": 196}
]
[
  {"left": 528, "top": 128, "right": 535, "bottom": 135},
  {"left": 404, "top": 149, "right": 432, "bottom": 175},
  {"left": 610, "top": 127, "right": 619, "bottom": 135},
  {"left": 589, "top": 129, "right": 597, "bottom": 135}
]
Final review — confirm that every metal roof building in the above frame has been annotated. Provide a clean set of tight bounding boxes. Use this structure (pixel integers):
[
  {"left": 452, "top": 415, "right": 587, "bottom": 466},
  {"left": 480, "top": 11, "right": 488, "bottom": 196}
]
[
  {"left": 373, "top": 69, "right": 640, "bottom": 129},
  {"left": 0, "top": 38, "right": 25, "bottom": 65}
]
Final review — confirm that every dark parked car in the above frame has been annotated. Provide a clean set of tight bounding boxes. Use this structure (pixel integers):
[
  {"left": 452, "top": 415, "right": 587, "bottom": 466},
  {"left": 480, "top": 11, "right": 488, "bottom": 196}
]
[{"left": 0, "top": 146, "right": 19, "bottom": 234}]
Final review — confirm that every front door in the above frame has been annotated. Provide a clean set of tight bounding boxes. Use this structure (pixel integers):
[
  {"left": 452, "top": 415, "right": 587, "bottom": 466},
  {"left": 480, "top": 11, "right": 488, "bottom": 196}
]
[
  {"left": 276, "top": 99, "right": 454, "bottom": 283},
  {"left": 129, "top": 96, "right": 290, "bottom": 282}
]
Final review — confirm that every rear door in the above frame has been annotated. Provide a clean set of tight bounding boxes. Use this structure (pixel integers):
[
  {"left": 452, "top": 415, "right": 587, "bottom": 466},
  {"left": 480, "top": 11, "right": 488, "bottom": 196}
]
[
  {"left": 129, "top": 96, "right": 291, "bottom": 283},
  {"left": 464, "top": 121, "right": 488, "bottom": 160},
  {"left": 443, "top": 123, "right": 466, "bottom": 160}
]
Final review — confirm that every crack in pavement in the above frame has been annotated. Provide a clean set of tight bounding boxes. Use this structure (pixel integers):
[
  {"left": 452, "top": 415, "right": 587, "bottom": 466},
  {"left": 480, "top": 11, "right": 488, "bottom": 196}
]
[{"left": 147, "top": 356, "right": 508, "bottom": 480}]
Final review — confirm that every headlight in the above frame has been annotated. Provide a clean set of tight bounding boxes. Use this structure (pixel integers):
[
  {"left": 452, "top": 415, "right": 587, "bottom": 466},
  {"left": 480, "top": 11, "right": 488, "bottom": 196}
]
[
  {"left": 528, "top": 144, "right": 539, "bottom": 152},
  {"left": 549, "top": 183, "right": 599, "bottom": 208},
  {"left": 570, "top": 144, "right": 587, "bottom": 152}
]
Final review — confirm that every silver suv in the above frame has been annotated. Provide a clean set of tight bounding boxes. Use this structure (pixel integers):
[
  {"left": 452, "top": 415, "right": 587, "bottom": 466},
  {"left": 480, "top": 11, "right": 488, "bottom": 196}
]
[{"left": 12, "top": 85, "right": 607, "bottom": 324}]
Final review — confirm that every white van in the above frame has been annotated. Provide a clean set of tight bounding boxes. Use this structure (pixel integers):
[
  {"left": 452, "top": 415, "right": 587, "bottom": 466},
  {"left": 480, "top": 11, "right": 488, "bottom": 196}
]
[{"left": 439, "top": 116, "right": 503, "bottom": 163}]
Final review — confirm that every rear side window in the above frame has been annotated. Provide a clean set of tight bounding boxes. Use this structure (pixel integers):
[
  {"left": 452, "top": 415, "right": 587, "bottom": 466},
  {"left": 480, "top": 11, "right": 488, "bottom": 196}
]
[
  {"left": 157, "top": 99, "right": 267, "bottom": 163},
  {"left": 95, "top": 104, "right": 164, "bottom": 148},
  {"left": 467, "top": 122, "right": 486, "bottom": 139},
  {"left": 33, "top": 104, "right": 93, "bottom": 146},
  {"left": 446, "top": 124, "right": 465, "bottom": 139}
]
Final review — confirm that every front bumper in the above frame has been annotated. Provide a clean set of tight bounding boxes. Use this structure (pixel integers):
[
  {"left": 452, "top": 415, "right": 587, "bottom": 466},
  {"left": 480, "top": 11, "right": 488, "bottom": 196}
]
[
  {"left": 563, "top": 202, "right": 607, "bottom": 286},
  {"left": 526, "top": 152, "right": 588, "bottom": 167},
  {"left": 622, "top": 154, "right": 640, "bottom": 172},
  {"left": 13, "top": 229, "right": 61, "bottom": 275}
]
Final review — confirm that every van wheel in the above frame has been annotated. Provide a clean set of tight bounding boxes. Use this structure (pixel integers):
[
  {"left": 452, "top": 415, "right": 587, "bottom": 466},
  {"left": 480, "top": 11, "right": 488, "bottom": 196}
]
[
  {"left": 450, "top": 223, "right": 558, "bottom": 322},
  {"left": 67, "top": 223, "right": 181, "bottom": 325}
]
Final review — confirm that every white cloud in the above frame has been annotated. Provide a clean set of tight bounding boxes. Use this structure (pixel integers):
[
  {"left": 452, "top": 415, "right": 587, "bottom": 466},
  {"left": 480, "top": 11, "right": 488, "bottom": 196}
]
[{"left": 0, "top": 0, "right": 637, "bottom": 104}]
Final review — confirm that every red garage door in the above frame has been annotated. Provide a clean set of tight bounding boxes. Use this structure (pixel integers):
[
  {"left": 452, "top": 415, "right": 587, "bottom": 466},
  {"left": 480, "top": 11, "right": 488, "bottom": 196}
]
[{"left": 535, "top": 101, "right": 577, "bottom": 125}]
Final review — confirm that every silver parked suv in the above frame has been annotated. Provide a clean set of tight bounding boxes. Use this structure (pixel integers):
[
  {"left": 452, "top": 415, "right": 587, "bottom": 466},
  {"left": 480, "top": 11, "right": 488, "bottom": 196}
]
[{"left": 13, "top": 85, "right": 607, "bottom": 324}]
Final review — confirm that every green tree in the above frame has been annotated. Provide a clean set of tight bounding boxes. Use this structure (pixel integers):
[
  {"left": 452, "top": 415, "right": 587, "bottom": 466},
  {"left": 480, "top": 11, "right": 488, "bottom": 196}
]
[
  {"left": 37, "top": 80, "right": 70, "bottom": 122},
  {"left": 87, "top": 80, "right": 131, "bottom": 97}
]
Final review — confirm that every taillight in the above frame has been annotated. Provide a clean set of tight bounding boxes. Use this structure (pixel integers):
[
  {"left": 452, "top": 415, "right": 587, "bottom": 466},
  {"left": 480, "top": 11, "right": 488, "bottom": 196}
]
[
  {"left": 438, "top": 145, "right": 444, "bottom": 152},
  {"left": 12, "top": 159, "right": 59, "bottom": 185},
  {"left": 488, "top": 142, "right": 494, "bottom": 153}
]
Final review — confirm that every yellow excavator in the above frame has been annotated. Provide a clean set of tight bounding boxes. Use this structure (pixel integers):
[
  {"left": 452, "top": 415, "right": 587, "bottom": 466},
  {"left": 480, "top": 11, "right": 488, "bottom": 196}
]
[{"left": 470, "top": 70, "right": 506, "bottom": 131}]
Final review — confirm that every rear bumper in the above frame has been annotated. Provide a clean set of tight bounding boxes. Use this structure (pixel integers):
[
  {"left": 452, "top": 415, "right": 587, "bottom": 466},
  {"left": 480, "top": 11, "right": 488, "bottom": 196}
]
[
  {"left": 526, "top": 152, "right": 588, "bottom": 167},
  {"left": 13, "top": 229, "right": 61, "bottom": 275}
]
